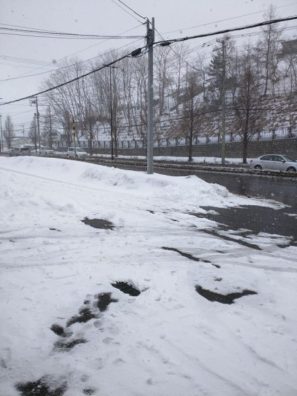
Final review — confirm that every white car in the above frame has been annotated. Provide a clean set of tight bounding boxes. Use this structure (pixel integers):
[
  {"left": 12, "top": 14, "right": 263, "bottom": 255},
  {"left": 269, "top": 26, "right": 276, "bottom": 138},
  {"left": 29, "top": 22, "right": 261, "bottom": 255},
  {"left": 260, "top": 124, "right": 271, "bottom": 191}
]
[
  {"left": 250, "top": 154, "right": 297, "bottom": 172},
  {"left": 67, "top": 147, "right": 89, "bottom": 159}
]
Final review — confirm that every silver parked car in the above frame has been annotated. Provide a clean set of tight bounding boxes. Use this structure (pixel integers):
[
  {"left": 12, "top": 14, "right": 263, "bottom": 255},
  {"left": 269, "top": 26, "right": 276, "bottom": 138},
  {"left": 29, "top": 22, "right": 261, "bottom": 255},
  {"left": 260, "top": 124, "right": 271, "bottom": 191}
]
[{"left": 250, "top": 154, "right": 297, "bottom": 172}]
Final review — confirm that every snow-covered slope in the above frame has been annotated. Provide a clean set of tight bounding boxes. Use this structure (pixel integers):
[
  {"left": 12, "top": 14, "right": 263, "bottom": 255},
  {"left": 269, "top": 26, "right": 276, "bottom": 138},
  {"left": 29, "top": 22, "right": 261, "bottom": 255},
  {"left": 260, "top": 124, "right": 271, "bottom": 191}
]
[{"left": 0, "top": 157, "right": 296, "bottom": 396}]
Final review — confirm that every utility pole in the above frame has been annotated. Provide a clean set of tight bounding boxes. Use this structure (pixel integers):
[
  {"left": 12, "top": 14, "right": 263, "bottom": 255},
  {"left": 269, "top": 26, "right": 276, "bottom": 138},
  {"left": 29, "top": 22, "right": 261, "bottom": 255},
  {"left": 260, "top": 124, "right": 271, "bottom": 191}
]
[
  {"left": 30, "top": 97, "right": 41, "bottom": 152},
  {"left": 147, "top": 17, "right": 155, "bottom": 174},
  {"left": 109, "top": 66, "right": 114, "bottom": 160},
  {"left": 72, "top": 119, "right": 77, "bottom": 157},
  {"left": 108, "top": 65, "right": 119, "bottom": 159},
  {"left": 0, "top": 115, "right": 2, "bottom": 153},
  {"left": 186, "top": 65, "right": 194, "bottom": 162},
  {"left": 221, "top": 39, "right": 226, "bottom": 165},
  {"left": 49, "top": 107, "right": 53, "bottom": 149},
  {"left": 0, "top": 98, "right": 3, "bottom": 152},
  {"left": 34, "top": 114, "right": 37, "bottom": 152},
  {"left": 35, "top": 97, "right": 41, "bottom": 152}
]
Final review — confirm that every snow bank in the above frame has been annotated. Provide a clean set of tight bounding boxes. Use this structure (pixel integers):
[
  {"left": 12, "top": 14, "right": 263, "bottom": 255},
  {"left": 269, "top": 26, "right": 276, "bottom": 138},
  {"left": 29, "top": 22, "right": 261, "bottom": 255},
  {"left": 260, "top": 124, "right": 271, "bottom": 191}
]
[{"left": 0, "top": 156, "right": 248, "bottom": 211}]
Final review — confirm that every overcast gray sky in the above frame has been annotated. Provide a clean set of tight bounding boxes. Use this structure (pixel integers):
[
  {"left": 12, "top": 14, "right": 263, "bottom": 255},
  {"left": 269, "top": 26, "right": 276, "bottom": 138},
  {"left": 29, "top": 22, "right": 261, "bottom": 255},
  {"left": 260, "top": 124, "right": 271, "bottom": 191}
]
[{"left": 0, "top": 0, "right": 296, "bottom": 133}]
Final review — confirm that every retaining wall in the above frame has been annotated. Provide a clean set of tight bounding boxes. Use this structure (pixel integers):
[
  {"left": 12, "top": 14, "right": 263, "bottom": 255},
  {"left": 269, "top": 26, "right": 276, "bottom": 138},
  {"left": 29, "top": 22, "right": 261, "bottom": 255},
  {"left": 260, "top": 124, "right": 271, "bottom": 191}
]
[{"left": 92, "top": 137, "right": 297, "bottom": 159}]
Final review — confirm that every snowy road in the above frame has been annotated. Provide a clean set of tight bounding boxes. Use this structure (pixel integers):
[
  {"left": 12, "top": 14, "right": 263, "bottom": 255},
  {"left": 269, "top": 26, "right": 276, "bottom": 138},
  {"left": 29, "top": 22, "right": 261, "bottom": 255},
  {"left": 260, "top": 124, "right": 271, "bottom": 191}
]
[{"left": 0, "top": 157, "right": 297, "bottom": 396}]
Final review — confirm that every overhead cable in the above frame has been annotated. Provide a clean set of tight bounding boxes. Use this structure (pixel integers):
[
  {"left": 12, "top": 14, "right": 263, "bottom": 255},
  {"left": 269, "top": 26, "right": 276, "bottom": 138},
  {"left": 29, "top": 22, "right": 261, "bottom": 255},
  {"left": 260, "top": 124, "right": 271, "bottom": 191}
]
[
  {"left": 0, "top": 26, "right": 143, "bottom": 40},
  {"left": 0, "top": 23, "right": 144, "bottom": 82},
  {"left": 115, "top": 0, "right": 147, "bottom": 21},
  {"left": 0, "top": 46, "right": 146, "bottom": 106},
  {"left": 162, "top": 1, "right": 297, "bottom": 36},
  {"left": 156, "top": 15, "right": 297, "bottom": 46}
]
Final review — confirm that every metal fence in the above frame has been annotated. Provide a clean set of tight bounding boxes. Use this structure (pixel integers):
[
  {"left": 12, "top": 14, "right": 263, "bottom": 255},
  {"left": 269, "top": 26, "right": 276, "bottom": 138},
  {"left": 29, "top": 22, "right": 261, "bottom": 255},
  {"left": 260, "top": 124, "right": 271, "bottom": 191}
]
[{"left": 79, "top": 128, "right": 297, "bottom": 150}]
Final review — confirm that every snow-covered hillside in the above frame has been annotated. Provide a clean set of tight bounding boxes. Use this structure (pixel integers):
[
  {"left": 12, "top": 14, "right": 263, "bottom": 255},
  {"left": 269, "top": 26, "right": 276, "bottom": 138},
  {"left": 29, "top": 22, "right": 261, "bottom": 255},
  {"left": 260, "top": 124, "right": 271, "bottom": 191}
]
[{"left": 0, "top": 157, "right": 296, "bottom": 396}]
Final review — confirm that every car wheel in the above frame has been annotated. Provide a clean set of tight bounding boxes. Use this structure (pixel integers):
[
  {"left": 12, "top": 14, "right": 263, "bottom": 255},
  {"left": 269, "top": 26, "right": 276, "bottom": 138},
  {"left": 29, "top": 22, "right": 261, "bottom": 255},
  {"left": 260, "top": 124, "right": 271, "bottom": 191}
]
[
  {"left": 287, "top": 167, "right": 296, "bottom": 173},
  {"left": 254, "top": 165, "right": 262, "bottom": 170}
]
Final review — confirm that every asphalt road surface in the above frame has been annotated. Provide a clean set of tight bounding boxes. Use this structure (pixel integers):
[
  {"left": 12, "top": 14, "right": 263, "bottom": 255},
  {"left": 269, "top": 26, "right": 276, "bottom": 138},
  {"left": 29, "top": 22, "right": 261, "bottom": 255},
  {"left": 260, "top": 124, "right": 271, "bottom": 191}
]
[
  {"left": 107, "top": 160, "right": 297, "bottom": 241},
  {"left": 190, "top": 171, "right": 297, "bottom": 209}
]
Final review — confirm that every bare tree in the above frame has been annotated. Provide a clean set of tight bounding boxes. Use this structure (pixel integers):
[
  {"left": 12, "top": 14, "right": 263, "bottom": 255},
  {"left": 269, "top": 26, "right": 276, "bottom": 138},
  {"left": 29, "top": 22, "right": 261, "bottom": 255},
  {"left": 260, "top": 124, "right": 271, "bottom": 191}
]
[
  {"left": 44, "top": 59, "right": 93, "bottom": 145},
  {"left": 41, "top": 106, "right": 56, "bottom": 148},
  {"left": 182, "top": 68, "right": 198, "bottom": 161},
  {"left": 3, "top": 115, "right": 14, "bottom": 149},
  {"left": 169, "top": 44, "right": 189, "bottom": 114},
  {"left": 28, "top": 116, "right": 37, "bottom": 150},
  {"left": 258, "top": 6, "right": 283, "bottom": 97},
  {"left": 155, "top": 47, "right": 172, "bottom": 117},
  {"left": 234, "top": 48, "right": 265, "bottom": 163},
  {"left": 207, "top": 36, "right": 235, "bottom": 142}
]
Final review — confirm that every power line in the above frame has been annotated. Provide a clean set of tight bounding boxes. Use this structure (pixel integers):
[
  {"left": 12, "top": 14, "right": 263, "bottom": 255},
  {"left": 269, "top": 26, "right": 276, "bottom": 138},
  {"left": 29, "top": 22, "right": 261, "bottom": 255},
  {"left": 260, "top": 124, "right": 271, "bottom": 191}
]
[
  {"left": 153, "top": 22, "right": 297, "bottom": 76},
  {"left": 0, "top": 38, "right": 144, "bottom": 82},
  {"left": 161, "top": 1, "right": 297, "bottom": 36},
  {"left": 0, "top": 46, "right": 146, "bottom": 106},
  {"left": 115, "top": 0, "right": 147, "bottom": 21},
  {"left": 110, "top": 0, "right": 144, "bottom": 25},
  {"left": 2, "top": 16, "right": 296, "bottom": 107},
  {"left": 0, "top": 32, "right": 142, "bottom": 41},
  {"left": 0, "top": 25, "right": 143, "bottom": 40},
  {"left": 155, "top": 27, "right": 203, "bottom": 74},
  {"left": 155, "top": 15, "right": 297, "bottom": 46},
  {"left": 0, "top": 55, "right": 49, "bottom": 66},
  {"left": 0, "top": 24, "right": 144, "bottom": 82}
]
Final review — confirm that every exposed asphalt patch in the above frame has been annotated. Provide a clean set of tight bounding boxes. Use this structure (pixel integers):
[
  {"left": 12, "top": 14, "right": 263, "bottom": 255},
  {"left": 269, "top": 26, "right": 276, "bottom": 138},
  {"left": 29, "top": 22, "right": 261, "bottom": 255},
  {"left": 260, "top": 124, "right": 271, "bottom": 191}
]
[
  {"left": 147, "top": 210, "right": 155, "bottom": 214},
  {"left": 19, "top": 290, "right": 119, "bottom": 392},
  {"left": 83, "top": 388, "right": 96, "bottom": 395},
  {"left": 50, "top": 324, "right": 68, "bottom": 337},
  {"left": 162, "top": 246, "right": 220, "bottom": 268},
  {"left": 49, "top": 228, "right": 61, "bottom": 232},
  {"left": 54, "top": 338, "right": 87, "bottom": 351},
  {"left": 81, "top": 217, "right": 114, "bottom": 230},
  {"left": 50, "top": 291, "right": 118, "bottom": 354},
  {"left": 201, "top": 229, "right": 262, "bottom": 250},
  {"left": 192, "top": 205, "right": 297, "bottom": 246},
  {"left": 16, "top": 378, "right": 67, "bottom": 396},
  {"left": 195, "top": 285, "right": 257, "bottom": 304},
  {"left": 96, "top": 292, "right": 118, "bottom": 311},
  {"left": 66, "top": 307, "right": 96, "bottom": 327},
  {"left": 111, "top": 281, "right": 141, "bottom": 296}
]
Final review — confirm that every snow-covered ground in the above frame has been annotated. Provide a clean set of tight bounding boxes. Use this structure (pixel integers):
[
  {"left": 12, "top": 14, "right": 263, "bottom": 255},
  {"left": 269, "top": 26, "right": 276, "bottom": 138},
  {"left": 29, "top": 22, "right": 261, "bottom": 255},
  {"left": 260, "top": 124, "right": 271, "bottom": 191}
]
[{"left": 0, "top": 156, "right": 296, "bottom": 396}]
